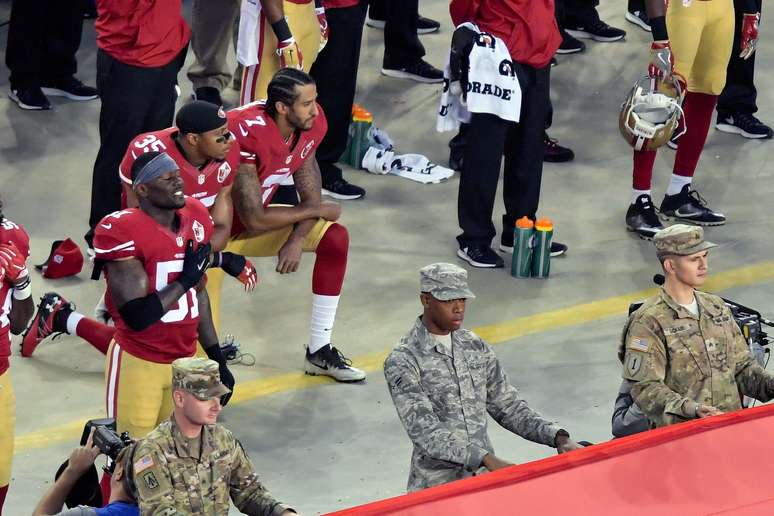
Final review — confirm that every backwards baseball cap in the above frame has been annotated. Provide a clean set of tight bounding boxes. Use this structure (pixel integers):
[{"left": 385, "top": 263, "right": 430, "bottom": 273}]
[
  {"left": 420, "top": 262, "right": 476, "bottom": 301},
  {"left": 35, "top": 238, "right": 84, "bottom": 278},
  {"left": 654, "top": 224, "right": 717, "bottom": 258},
  {"left": 172, "top": 357, "right": 231, "bottom": 400},
  {"left": 175, "top": 101, "right": 228, "bottom": 135}
]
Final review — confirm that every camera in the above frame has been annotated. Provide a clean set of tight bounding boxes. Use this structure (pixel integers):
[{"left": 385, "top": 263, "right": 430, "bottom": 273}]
[{"left": 82, "top": 418, "right": 133, "bottom": 464}]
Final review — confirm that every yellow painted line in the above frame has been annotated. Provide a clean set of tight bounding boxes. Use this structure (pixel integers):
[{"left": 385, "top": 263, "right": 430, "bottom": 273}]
[{"left": 15, "top": 261, "right": 774, "bottom": 453}]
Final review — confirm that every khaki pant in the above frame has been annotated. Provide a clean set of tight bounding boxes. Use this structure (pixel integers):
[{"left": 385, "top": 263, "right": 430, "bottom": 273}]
[{"left": 187, "top": 0, "right": 242, "bottom": 91}]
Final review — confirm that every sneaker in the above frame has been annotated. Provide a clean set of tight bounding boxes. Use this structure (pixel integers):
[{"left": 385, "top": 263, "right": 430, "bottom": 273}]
[
  {"left": 41, "top": 77, "right": 98, "bottom": 101},
  {"left": 381, "top": 59, "right": 443, "bottom": 84},
  {"left": 21, "top": 292, "right": 73, "bottom": 357},
  {"left": 659, "top": 185, "right": 726, "bottom": 226},
  {"left": 625, "top": 9, "right": 651, "bottom": 32},
  {"left": 305, "top": 344, "right": 366, "bottom": 382},
  {"left": 544, "top": 133, "right": 575, "bottom": 163},
  {"left": 9, "top": 87, "right": 51, "bottom": 110},
  {"left": 193, "top": 86, "right": 223, "bottom": 107},
  {"left": 365, "top": 14, "right": 386, "bottom": 29},
  {"left": 499, "top": 241, "right": 568, "bottom": 257},
  {"left": 457, "top": 245, "right": 504, "bottom": 268},
  {"left": 322, "top": 178, "right": 366, "bottom": 200},
  {"left": 625, "top": 194, "right": 663, "bottom": 240},
  {"left": 716, "top": 113, "right": 774, "bottom": 139},
  {"left": 550, "top": 57, "right": 558, "bottom": 67},
  {"left": 417, "top": 15, "right": 440, "bottom": 34},
  {"left": 557, "top": 28, "right": 586, "bottom": 54},
  {"left": 566, "top": 20, "right": 626, "bottom": 43}
]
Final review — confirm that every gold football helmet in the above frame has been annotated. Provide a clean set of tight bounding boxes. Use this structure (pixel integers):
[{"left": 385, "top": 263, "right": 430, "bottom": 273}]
[{"left": 619, "top": 75, "right": 685, "bottom": 151}]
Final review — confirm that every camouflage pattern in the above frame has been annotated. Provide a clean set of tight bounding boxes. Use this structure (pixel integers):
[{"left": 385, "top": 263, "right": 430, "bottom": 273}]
[
  {"left": 621, "top": 288, "right": 774, "bottom": 428},
  {"left": 419, "top": 262, "right": 476, "bottom": 301},
  {"left": 384, "top": 318, "right": 562, "bottom": 492},
  {"left": 653, "top": 224, "right": 716, "bottom": 258},
  {"left": 171, "top": 357, "right": 231, "bottom": 400},
  {"left": 132, "top": 416, "right": 292, "bottom": 515}
]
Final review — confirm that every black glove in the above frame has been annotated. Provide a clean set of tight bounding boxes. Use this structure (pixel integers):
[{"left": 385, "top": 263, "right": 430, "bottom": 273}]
[
  {"left": 449, "top": 25, "right": 477, "bottom": 102},
  {"left": 205, "top": 343, "right": 235, "bottom": 406},
  {"left": 213, "top": 251, "right": 246, "bottom": 277},
  {"left": 178, "top": 240, "right": 212, "bottom": 290}
]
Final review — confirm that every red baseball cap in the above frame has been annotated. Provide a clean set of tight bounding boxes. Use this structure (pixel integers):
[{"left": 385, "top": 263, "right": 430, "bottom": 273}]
[{"left": 35, "top": 238, "right": 84, "bottom": 278}]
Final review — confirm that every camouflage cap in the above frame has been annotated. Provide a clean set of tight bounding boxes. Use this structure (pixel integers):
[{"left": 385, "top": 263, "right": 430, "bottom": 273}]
[
  {"left": 171, "top": 357, "right": 231, "bottom": 400},
  {"left": 420, "top": 263, "right": 476, "bottom": 301},
  {"left": 654, "top": 224, "right": 717, "bottom": 258}
]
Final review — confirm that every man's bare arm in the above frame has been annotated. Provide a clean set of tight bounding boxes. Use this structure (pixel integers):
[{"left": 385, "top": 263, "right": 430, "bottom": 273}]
[
  {"left": 210, "top": 184, "right": 234, "bottom": 252},
  {"left": 106, "top": 258, "right": 186, "bottom": 311},
  {"left": 232, "top": 163, "right": 322, "bottom": 234},
  {"left": 259, "top": 0, "right": 284, "bottom": 23}
]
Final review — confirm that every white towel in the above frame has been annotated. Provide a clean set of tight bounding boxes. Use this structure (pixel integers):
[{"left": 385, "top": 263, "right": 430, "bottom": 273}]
[{"left": 237, "top": 0, "right": 262, "bottom": 67}]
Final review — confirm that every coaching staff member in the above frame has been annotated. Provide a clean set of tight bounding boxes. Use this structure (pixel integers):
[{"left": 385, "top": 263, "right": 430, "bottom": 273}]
[
  {"left": 451, "top": 0, "right": 567, "bottom": 269},
  {"left": 86, "top": 0, "right": 191, "bottom": 251}
]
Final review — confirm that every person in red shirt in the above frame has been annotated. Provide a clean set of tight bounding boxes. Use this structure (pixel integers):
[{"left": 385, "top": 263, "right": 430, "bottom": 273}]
[
  {"left": 22, "top": 103, "right": 256, "bottom": 360},
  {"left": 450, "top": 0, "right": 568, "bottom": 269},
  {"left": 86, "top": 0, "right": 191, "bottom": 255},
  {"left": 93, "top": 152, "right": 239, "bottom": 438},
  {"left": 210, "top": 68, "right": 365, "bottom": 382},
  {"left": 0, "top": 197, "right": 34, "bottom": 513}
]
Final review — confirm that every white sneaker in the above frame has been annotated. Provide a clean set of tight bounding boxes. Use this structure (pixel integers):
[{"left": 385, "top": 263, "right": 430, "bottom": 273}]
[{"left": 304, "top": 345, "right": 366, "bottom": 382}]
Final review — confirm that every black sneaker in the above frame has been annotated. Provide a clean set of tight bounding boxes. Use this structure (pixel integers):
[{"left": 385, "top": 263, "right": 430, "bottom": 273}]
[
  {"left": 381, "top": 59, "right": 443, "bottom": 84},
  {"left": 625, "top": 194, "right": 664, "bottom": 240},
  {"left": 417, "top": 15, "right": 440, "bottom": 34},
  {"left": 550, "top": 242, "right": 568, "bottom": 257},
  {"left": 716, "top": 112, "right": 774, "bottom": 139},
  {"left": 567, "top": 20, "right": 626, "bottom": 42},
  {"left": 193, "top": 86, "right": 223, "bottom": 107},
  {"left": 41, "top": 77, "right": 98, "bottom": 101},
  {"left": 659, "top": 185, "right": 726, "bottom": 226},
  {"left": 457, "top": 245, "right": 504, "bottom": 268},
  {"left": 625, "top": 9, "right": 651, "bottom": 32},
  {"left": 304, "top": 344, "right": 366, "bottom": 382},
  {"left": 9, "top": 87, "right": 51, "bottom": 110},
  {"left": 544, "top": 133, "right": 575, "bottom": 163},
  {"left": 322, "top": 178, "right": 365, "bottom": 200},
  {"left": 557, "top": 28, "right": 586, "bottom": 54}
]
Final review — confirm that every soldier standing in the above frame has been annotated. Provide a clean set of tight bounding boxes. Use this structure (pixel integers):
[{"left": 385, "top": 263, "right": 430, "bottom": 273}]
[
  {"left": 384, "top": 263, "right": 580, "bottom": 492},
  {"left": 622, "top": 224, "right": 774, "bottom": 428},
  {"left": 132, "top": 357, "right": 296, "bottom": 515}
]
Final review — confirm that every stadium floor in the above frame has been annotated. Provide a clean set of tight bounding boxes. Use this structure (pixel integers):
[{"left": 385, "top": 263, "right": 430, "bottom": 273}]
[{"left": 2, "top": 1, "right": 774, "bottom": 514}]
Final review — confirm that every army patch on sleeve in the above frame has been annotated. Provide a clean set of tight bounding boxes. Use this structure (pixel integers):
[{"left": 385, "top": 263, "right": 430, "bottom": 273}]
[
  {"left": 142, "top": 471, "right": 160, "bottom": 490},
  {"left": 628, "top": 337, "right": 649, "bottom": 352},
  {"left": 626, "top": 354, "right": 643, "bottom": 377},
  {"left": 134, "top": 454, "right": 154, "bottom": 474}
]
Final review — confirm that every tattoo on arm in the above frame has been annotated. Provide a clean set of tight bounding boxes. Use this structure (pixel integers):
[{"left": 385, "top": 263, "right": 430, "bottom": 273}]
[
  {"left": 233, "top": 164, "right": 265, "bottom": 223},
  {"left": 294, "top": 154, "right": 321, "bottom": 204}
]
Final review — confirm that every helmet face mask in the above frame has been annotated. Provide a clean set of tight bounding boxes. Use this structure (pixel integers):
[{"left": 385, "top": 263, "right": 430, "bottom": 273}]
[{"left": 620, "top": 75, "right": 685, "bottom": 151}]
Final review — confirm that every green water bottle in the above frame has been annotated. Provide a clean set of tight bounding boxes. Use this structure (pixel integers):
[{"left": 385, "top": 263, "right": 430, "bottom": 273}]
[
  {"left": 350, "top": 106, "right": 373, "bottom": 168},
  {"left": 510, "top": 216, "right": 535, "bottom": 278},
  {"left": 531, "top": 218, "right": 553, "bottom": 278}
]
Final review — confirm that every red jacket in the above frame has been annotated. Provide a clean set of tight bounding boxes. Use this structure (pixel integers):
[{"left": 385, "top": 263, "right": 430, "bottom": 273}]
[{"left": 450, "top": 0, "right": 560, "bottom": 69}]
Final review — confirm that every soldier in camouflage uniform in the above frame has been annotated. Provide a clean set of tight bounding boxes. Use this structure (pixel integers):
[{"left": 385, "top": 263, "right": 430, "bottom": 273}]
[
  {"left": 384, "top": 263, "right": 580, "bottom": 492},
  {"left": 621, "top": 225, "right": 774, "bottom": 428},
  {"left": 132, "top": 357, "right": 296, "bottom": 515}
]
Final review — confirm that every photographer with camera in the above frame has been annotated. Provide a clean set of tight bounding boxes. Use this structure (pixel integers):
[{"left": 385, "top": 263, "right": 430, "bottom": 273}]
[
  {"left": 620, "top": 224, "right": 774, "bottom": 429},
  {"left": 132, "top": 357, "right": 295, "bottom": 515},
  {"left": 32, "top": 429, "right": 138, "bottom": 516}
]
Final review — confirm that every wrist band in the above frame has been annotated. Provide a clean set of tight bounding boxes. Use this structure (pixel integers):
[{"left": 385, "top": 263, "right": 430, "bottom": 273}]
[
  {"left": 650, "top": 16, "right": 668, "bottom": 41},
  {"left": 271, "top": 18, "right": 293, "bottom": 42}
]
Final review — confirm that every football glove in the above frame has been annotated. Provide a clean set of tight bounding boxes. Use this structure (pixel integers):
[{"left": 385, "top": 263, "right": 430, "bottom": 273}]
[
  {"left": 740, "top": 13, "right": 760, "bottom": 60},
  {"left": 277, "top": 37, "right": 303, "bottom": 70},
  {"left": 213, "top": 252, "right": 258, "bottom": 292},
  {"left": 0, "top": 242, "right": 28, "bottom": 284},
  {"left": 648, "top": 40, "right": 674, "bottom": 80},
  {"left": 316, "top": 7, "right": 329, "bottom": 51},
  {"left": 178, "top": 240, "right": 212, "bottom": 290},
  {"left": 204, "top": 343, "right": 235, "bottom": 406}
]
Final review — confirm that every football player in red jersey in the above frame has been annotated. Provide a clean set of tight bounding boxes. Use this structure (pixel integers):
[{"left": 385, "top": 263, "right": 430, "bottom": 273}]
[
  {"left": 209, "top": 68, "right": 365, "bottom": 382},
  {"left": 92, "top": 152, "right": 241, "bottom": 438},
  {"left": 22, "top": 102, "right": 257, "bottom": 359},
  {"left": 0, "top": 196, "right": 34, "bottom": 513}
]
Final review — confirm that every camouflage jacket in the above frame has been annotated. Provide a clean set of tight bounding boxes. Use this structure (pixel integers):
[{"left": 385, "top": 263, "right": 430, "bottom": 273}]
[
  {"left": 621, "top": 288, "right": 774, "bottom": 428},
  {"left": 132, "top": 415, "right": 293, "bottom": 516},
  {"left": 384, "top": 317, "right": 562, "bottom": 492}
]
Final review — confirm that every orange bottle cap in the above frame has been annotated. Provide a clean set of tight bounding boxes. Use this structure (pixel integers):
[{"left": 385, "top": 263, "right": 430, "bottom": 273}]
[
  {"left": 535, "top": 218, "right": 553, "bottom": 231},
  {"left": 515, "top": 216, "right": 534, "bottom": 229}
]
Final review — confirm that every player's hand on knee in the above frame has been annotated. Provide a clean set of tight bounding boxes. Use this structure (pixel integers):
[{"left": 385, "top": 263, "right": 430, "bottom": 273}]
[
  {"left": 317, "top": 201, "right": 342, "bottom": 222},
  {"left": 740, "top": 13, "right": 760, "bottom": 60},
  {"left": 213, "top": 252, "right": 259, "bottom": 292},
  {"left": 277, "top": 238, "right": 303, "bottom": 274}
]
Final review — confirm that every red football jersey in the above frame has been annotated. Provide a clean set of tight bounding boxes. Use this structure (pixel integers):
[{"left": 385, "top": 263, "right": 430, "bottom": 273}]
[
  {"left": 93, "top": 198, "right": 214, "bottom": 364},
  {"left": 0, "top": 217, "right": 30, "bottom": 375},
  {"left": 119, "top": 127, "right": 239, "bottom": 209},
  {"left": 227, "top": 101, "right": 328, "bottom": 235}
]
